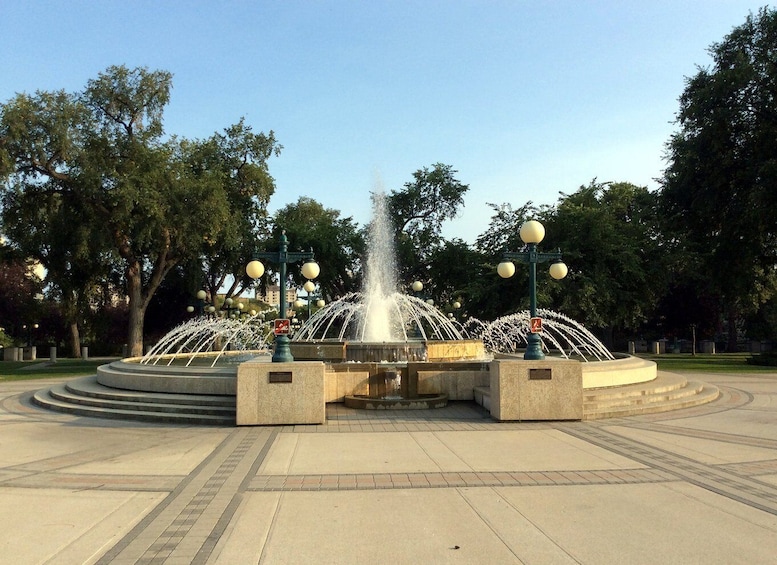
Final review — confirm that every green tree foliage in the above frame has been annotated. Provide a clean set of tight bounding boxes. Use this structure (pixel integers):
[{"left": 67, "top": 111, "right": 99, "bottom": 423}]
[
  {"left": 387, "top": 163, "right": 469, "bottom": 282},
  {"left": 425, "top": 239, "right": 493, "bottom": 320},
  {"left": 661, "top": 7, "right": 777, "bottom": 349},
  {"left": 185, "top": 119, "right": 281, "bottom": 301},
  {"left": 0, "top": 65, "right": 280, "bottom": 355},
  {"left": 542, "top": 181, "right": 667, "bottom": 344},
  {"left": 475, "top": 202, "right": 538, "bottom": 318},
  {"left": 272, "top": 197, "right": 363, "bottom": 299},
  {"left": 0, "top": 256, "right": 42, "bottom": 343},
  {"left": 475, "top": 183, "right": 666, "bottom": 344}
]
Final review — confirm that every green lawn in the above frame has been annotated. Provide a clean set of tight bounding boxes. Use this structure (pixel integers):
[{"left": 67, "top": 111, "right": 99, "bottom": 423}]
[
  {"left": 638, "top": 352, "right": 777, "bottom": 373},
  {"left": 0, "top": 358, "right": 119, "bottom": 381}
]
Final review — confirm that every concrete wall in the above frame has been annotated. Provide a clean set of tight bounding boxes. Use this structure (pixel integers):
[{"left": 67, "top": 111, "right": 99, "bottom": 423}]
[
  {"left": 489, "top": 359, "right": 583, "bottom": 421},
  {"left": 324, "top": 365, "right": 371, "bottom": 403},
  {"left": 237, "top": 361, "right": 325, "bottom": 425},
  {"left": 425, "top": 341, "right": 486, "bottom": 362},
  {"left": 291, "top": 342, "right": 347, "bottom": 362},
  {"left": 416, "top": 370, "right": 489, "bottom": 400},
  {"left": 581, "top": 355, "right": 656, "bottom": 389}
]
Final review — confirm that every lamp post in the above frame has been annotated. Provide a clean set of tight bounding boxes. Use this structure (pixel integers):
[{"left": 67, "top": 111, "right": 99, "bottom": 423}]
[
  {"left": 195, "top": 290, "right": 207, "bottom": 316},
  {"left": 187, "top": 290, "right": 209, "bottom": 316},
  {"left": 246, "top": 231, "right": 319, "bottom": 363},
  {"left": 298, "top": 280, "right": 325, "bottom": 319},
  {"left": 222, "top": 297, "right": 241, "bottom": 319},
  {"left": 497, "top": 220, "right": 568, "bottom": 360},
  {"left": 411, "top": 281, "right": 434, "bottom": 305},
  {"left": 451, "top": 299, "right": 462, "bottom": 321}
]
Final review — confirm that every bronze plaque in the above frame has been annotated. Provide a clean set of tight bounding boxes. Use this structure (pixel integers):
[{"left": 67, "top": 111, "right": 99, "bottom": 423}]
[
  {"left": 529, "top": 368, "right": 552, "bottom": 380},
  {"left": 269, "top": 371, "right": 293, "bottom": 383}
]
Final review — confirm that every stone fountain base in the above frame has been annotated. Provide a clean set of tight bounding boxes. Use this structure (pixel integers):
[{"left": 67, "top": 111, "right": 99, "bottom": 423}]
[
  {"left": 31, "top": 353, "right": 719, "bottom": 425},
  {"left": 290, "top": 339, "right": 486, "bottom": 363}
]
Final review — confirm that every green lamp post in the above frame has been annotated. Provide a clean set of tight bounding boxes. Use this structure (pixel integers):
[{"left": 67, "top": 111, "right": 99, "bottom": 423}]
[
  {"left": 497, "top": 220, "right": 568, "bottom": 360},
  {"left": 246, "top": 231, "right": 319, "bottom": 363},
  {"left": 298, "top": 280, "right": 325, "bottom": 319}
]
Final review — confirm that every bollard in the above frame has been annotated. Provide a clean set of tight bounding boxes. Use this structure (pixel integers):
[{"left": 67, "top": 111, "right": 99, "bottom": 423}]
[
  {"left": 628, "top": 341, "right": 636, "bottom": 355},
  {"left": 49, "top": 346, "right": 57, "bottom": 362},
  {"left": 81, "top": 346, "right": 89, "bottom": 360}
]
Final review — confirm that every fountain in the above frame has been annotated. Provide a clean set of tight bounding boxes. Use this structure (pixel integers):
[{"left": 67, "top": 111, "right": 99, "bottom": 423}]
[
  {"left": 289, "top": 191, "right": 483, "bottom": 408},
  {"left": 35, "top": 187, "right": 715, "bottom": 425},
  {"left": 142, "top": 316, "right": 272, "bottom": 367},
  {"left": 466, "top": 309, "right": 615, "bottom": 362}
]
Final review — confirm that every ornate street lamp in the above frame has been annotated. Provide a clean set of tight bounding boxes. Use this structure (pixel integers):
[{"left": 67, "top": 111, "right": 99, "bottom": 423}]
[
  {"left": 411, "top": 281, "right": 434, "bottom": 304},
  {"left": 497, "top": 220, "right": 567, "bottom": 360},
  {"left": 222, "top": 297, "right": 235, "bottom": 318},
  {"left": 246, "top": 231, "right": 319, "bottom": 363},
  {"left": 297, "top": 279, "right": 325, "bottom": 319},
  {"left": 187, "top": 290, "right": 209, "bottom": 316}
]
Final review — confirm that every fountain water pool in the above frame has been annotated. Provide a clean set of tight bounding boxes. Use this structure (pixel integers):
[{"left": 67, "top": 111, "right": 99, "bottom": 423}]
[{"left": 142, "top": 316, "right": 272, "bottom": 367}]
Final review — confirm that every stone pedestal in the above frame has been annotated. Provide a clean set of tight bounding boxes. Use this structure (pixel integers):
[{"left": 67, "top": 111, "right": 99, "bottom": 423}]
[
  {"left": 237, "top": 361, "right": 325, "bottom": 425},
  {"left": 489, "top": 358, "right": 583, "bottom": 421}
]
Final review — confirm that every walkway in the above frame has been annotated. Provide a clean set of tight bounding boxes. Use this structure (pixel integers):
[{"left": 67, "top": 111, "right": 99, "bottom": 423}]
[{"left": 1, "top": 372, "right": 776, "bottom": 564}]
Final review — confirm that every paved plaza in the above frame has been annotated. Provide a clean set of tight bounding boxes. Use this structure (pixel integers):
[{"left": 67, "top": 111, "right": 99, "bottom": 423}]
[{"left": 1, "top": 371, "right": 777, "bottom": 564}]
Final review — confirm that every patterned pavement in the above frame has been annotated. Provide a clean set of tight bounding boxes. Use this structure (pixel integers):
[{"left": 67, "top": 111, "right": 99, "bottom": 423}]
[{"left": 1, "top": 373, "right": 777, "bottom": 564}]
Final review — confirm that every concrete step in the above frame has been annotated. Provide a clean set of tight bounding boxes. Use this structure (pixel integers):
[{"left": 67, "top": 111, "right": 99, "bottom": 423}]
[
  {"left": 584, "top": 382, "right": 720, "bottom": 420},
  {"left": 96, "top": 361, "right": 236, "bottom": 395},
  {"left": 49, "top": 384, "right": 235, "bottom": 416},
  {"left": 474, "top": 372, "right": 720, "bottom": 420},
  {"left": 584, "top": 372, "right": 687, "bottom": 402},
  {"left": 66, "top": 376, "right": 234, "bottom": 407},
  {"left": 32, "top": 377, "right": 236, "bottom": 425}
]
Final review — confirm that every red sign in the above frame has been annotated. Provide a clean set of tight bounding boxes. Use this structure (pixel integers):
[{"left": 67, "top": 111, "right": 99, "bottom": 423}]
[
  {"left": 530, "top": 317, "right": 543, "bottom": 334},
  {"left": 274, "top": 318, "right": 291, "bottom": 335}
]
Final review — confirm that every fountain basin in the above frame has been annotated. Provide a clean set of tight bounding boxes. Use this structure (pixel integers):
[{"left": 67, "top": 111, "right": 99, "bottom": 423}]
[{"left": 344, "top": 393, "right": 449, "bottom": 410}]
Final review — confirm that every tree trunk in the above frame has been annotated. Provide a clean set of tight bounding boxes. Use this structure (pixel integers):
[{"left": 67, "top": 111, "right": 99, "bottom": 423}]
[
  {"left": 126, "top": 261, "right": 146, "bottom": 357},
  {"left": 69, "top": 321, "right": 81, "bottom": 358},
  {"left": 727, "top": 307, "right": 739, "bottom": 353}
]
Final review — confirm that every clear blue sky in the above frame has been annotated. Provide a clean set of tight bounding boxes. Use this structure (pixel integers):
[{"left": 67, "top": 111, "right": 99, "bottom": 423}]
[{"left": 0, "top": 1, "right": 764, "bottom": 244}]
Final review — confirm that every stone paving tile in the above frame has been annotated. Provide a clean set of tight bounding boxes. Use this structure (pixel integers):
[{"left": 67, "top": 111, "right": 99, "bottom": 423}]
[
  {"left": 4, "top": 377, "right": 777, "bottom": 563},
  {"left": 243, "top": 468, "right": 676, "bottom": 492}
]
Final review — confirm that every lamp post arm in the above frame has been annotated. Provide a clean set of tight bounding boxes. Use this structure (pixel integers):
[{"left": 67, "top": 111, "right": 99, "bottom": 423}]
[{"left": 502, "top": 250, "right": 563, "bottom": 264}]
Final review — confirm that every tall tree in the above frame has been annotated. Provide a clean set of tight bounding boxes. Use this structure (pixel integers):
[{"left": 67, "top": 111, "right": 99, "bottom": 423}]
[
  {"left": 661, "top": 7, "right": 777, "bottom": 350},
  {"left": 272, "top": 197, "right": 363, "bottom": 299},
  {"left": 425, "top": 239, "right": 490, "bottom": 320},
  {"left": 387, "top": 163, "right": 469, "bottom": 281},
  {"left": 543, "top": 181, "right": 666, "bottom": 345},
  {"left": 0, "top": 65, "right": 280, "bottom": 355},
  {"left": 186, "top": 119, "right": 280, "bottom": 302},
  {"left": 0, "top": 88, "right": 108, "bottom": 354}
]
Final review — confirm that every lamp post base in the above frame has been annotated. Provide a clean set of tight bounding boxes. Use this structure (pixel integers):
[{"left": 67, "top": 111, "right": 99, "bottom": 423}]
[
  {"left": 524, "top": 334, "right": 545, "bottom": 360},
  {"left": 272, "top": 336, "right": 295, "bottom": 363}
]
